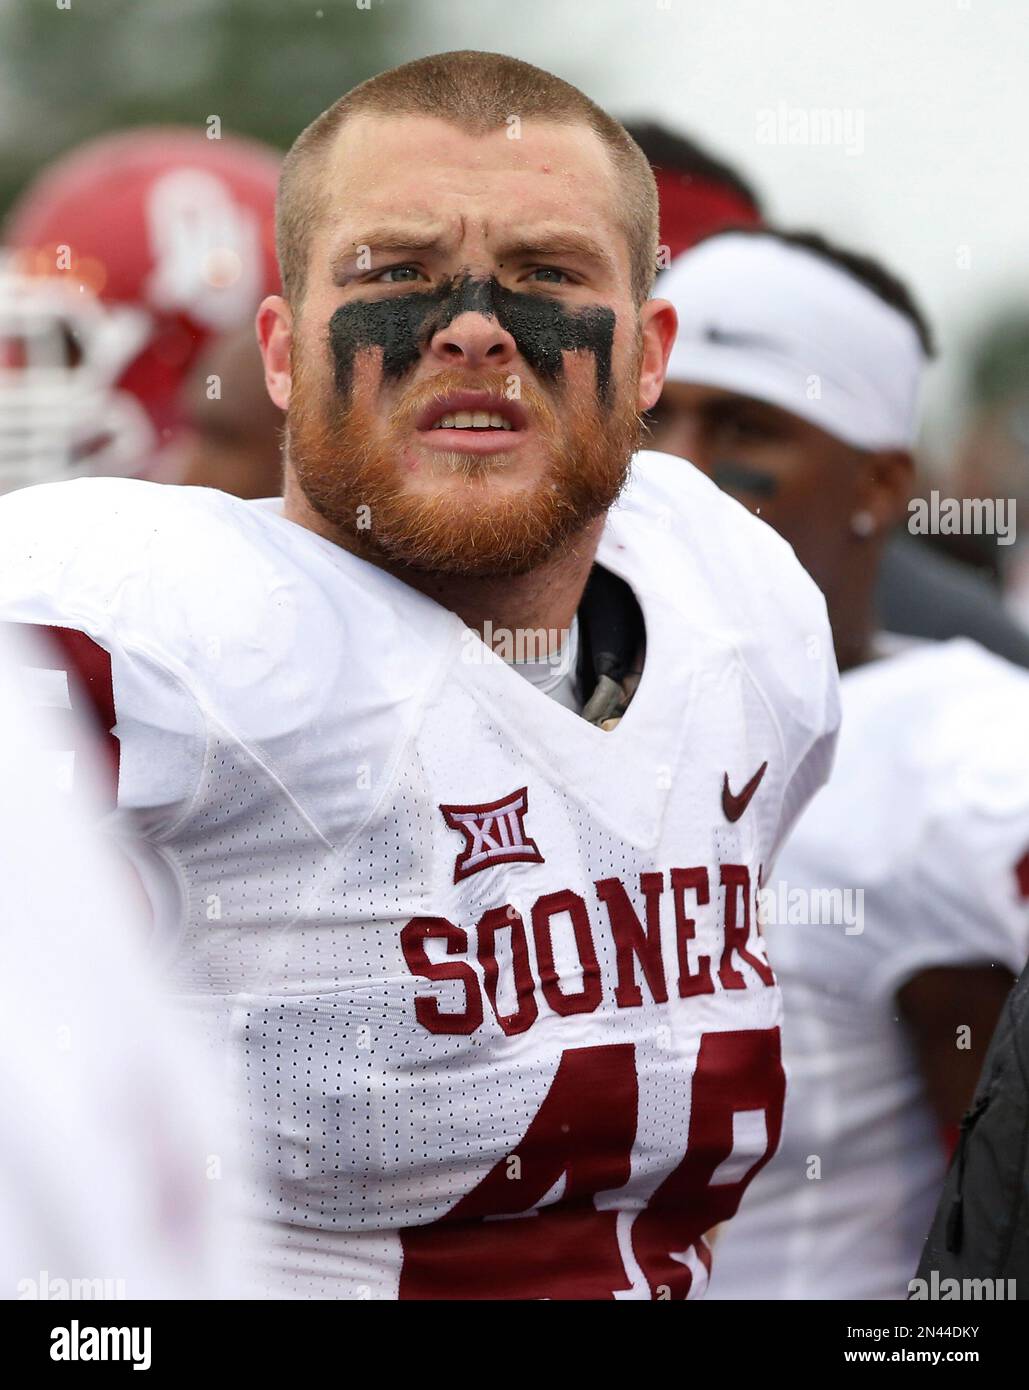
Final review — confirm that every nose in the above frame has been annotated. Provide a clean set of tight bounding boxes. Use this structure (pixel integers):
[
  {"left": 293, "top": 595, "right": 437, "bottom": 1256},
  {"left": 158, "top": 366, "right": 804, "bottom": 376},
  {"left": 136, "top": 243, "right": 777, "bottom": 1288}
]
[{"left": 427, "top": 310, "right": 518, "bottom": 372}]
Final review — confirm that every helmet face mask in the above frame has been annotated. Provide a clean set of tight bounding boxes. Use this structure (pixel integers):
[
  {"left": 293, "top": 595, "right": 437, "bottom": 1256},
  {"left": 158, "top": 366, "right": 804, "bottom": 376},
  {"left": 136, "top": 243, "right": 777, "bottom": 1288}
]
[
  {"left": 0, "top": 127, "right": 281, "bottom": 494},
  {"left": 0, "top": 265, "right": 155, "bottom": 492}
]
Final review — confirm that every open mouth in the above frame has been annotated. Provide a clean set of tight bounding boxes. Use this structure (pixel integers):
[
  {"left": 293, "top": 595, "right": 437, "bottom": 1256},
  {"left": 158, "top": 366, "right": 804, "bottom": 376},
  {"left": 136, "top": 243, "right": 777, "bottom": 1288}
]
[
  {"left": 431, "top": 409, "right": 514, "bottom": 431},
  {"left": 416, "top": 390, "right": 528, "bottom": 436}
]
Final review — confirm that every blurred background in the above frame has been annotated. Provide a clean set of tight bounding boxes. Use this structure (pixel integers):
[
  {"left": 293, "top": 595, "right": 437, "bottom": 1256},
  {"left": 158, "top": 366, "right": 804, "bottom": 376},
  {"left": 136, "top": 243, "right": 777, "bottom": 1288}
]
[
  {"left": 3, "top": 0, "right": 1027, "bottom": 452},
  {"left": 1, "top": 0, "right": 1028, "bottom": 591}
]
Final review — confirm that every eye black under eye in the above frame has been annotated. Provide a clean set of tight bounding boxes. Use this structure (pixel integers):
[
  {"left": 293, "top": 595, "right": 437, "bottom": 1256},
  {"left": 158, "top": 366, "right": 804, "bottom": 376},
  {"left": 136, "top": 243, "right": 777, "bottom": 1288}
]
[{"left": 711, "top": 462, "right": 779, "bottom": 497}]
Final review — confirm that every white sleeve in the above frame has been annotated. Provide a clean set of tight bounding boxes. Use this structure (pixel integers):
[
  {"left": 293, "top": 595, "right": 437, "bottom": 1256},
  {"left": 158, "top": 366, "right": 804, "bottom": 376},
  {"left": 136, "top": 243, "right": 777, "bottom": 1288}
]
[
  {"left": 864, "top": 680, "right": 1029, "bottom": 1002},
  {"left": 0, "top": 483, "right": 207, "bottom": 833},
  {"left": 864, "top": 816, "right": 1029, "bottom": 1004}
]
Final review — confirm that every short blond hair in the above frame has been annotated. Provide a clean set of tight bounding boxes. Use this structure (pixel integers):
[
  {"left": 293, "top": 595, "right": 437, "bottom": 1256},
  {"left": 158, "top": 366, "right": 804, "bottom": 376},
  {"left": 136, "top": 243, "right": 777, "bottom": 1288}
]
[{"left": 276, "top": 50, "right": 659, "bottom": 309}]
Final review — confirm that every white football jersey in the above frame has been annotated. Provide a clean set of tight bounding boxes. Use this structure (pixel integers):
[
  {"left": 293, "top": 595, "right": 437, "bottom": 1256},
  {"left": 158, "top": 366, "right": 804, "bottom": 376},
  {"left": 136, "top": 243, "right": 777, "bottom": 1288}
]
[
  {"left": 708, "top": 638, "right": 1029, "bottom": 1302},
  {"left": 0, "top": 450, "right": 839, "bottom": 1299}
]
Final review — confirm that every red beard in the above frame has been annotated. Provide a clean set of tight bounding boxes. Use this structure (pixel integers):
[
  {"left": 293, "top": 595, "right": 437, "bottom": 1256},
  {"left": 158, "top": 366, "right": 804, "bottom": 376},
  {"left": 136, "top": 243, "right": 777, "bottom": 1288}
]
[{"left": 285, "top": 352, "right": 642, "bottom": 578}]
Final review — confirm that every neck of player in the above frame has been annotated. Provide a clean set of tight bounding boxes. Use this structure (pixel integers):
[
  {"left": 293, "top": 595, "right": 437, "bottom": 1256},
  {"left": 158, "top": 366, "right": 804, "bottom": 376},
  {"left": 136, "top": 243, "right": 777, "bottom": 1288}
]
[
  {"left": 828, "top": 561, "right": 881, "bottom": 673},
  {"left": 283, "top": 476, "right": 603, "bottom": 654}
]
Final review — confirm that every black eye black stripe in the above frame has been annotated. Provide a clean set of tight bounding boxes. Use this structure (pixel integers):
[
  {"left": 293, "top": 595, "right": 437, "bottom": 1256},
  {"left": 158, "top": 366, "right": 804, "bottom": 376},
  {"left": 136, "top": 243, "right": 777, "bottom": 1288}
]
[
  {"left": 327, "top": 274, "right": 617, "bottom": 407},
  {"left": 711, "top": 462, "right": 779, "bottom": 497}
]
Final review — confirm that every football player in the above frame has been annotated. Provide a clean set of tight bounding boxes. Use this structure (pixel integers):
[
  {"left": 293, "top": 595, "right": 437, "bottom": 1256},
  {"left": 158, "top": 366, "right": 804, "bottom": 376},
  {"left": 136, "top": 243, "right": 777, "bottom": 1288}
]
[
  {"left": 0, "top": 52, "right": 839, "bottom": 1300},
  {"left": 0, "top": 126, "right": 281, "bottom": 493},
  {"left": 650, "top": 227, "right": 1029, "bottom": 1299},
  {"left": 617, "top": 124, "right": 1029, "bottom": 671}
]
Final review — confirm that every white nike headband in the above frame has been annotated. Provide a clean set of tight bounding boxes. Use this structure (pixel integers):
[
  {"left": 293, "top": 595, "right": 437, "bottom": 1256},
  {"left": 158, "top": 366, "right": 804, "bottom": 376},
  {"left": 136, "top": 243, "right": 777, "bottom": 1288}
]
[{"left": 658, "top": 233, "right": 926, "bottom": 451}]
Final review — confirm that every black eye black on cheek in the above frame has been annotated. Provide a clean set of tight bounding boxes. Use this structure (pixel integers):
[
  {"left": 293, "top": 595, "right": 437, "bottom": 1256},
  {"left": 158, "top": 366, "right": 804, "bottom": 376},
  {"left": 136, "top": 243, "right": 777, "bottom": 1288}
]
[{"left": 326, "top": 274, "right": 617, "bottom": 406}]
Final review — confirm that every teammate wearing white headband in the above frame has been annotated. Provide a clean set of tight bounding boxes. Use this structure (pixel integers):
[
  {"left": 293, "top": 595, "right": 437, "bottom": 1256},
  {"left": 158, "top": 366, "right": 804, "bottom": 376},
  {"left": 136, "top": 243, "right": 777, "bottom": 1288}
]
[
  {"left": 653, "top": 229, "right": 929, "bottom": 671},
  {"left": 651, "top": 228, "right": 1029, "bottom": 1300}
]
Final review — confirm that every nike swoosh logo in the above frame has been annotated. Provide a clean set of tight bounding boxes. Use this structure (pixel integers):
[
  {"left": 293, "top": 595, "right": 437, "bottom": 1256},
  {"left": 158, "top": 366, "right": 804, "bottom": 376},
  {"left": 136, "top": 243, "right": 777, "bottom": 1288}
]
[
  {"left": 702, "top": 325, "right": 785, "bottom": 352},
  {"left": 722, "top": 761, "right": 768, "bottom": 822}
]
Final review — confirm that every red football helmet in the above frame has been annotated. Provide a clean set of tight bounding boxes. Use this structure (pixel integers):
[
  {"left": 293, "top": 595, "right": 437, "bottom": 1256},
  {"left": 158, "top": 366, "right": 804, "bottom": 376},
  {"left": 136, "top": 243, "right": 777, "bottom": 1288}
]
[{"left": 0, "top": 126, "right": 281, "bottom": 492}]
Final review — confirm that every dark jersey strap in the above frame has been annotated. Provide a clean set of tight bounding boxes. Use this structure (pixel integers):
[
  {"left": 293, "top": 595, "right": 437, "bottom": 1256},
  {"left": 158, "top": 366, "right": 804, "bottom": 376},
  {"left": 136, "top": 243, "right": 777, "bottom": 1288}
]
[{"left": 575, "top": 565, "right": 646, "bottom": 728}]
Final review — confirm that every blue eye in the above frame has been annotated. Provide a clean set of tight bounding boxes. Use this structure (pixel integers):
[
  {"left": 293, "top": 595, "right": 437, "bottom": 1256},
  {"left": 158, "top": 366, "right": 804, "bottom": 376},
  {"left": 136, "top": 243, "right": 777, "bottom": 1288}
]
[
  {"left": 528, "top": 266, "right": 570, "bottom": 284},
  {"left": 376, "top": 265, "right": 422, "bottom": 284}
]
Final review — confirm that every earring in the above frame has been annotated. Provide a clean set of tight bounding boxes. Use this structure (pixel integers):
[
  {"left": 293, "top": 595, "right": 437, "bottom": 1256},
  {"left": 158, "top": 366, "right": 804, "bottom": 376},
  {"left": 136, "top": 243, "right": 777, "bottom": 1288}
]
[{"left": 850, "top": 510, "right": 877, "bottom": 539}]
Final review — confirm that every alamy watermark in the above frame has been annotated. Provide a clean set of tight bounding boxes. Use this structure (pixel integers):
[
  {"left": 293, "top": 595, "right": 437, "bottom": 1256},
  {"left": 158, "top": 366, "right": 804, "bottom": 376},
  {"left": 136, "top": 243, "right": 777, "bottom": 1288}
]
[
  {"left": 757, "top": 881, "right": 864, "bottom": 935},
  {"left": 909, "top": 491, "right": 1016, "bottom": 546},
  {"left": 461, "top": 621, "right": 574, "bottom": 671},
  {"left": 18, "top": 1270, "right": 126, "bottom": 1300},
  {"left": 909, "top": 1271, "right": 1017, "bottom": 1300},
  {"left": 50, "top": 1320, "right": 151, "bottom": 1371},
  {"left": 756, "top": 102, "right": 865, "bottom": 157}
]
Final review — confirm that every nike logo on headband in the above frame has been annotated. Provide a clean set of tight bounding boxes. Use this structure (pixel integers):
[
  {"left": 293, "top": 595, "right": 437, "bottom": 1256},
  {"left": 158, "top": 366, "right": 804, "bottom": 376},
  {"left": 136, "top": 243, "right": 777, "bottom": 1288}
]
[{"left": 703, "top": 325, "right": 786, "bottom": 352}]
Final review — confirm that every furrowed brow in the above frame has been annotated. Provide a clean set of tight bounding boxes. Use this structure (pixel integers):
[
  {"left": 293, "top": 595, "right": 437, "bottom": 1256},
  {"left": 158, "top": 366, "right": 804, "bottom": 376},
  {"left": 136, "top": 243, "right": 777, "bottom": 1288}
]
[
  {"left": 329, "top": 225, "right": 450, "bottom": 278},
  {"left": 496, "top": 228, "right": 616, "bottom": 274}
]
